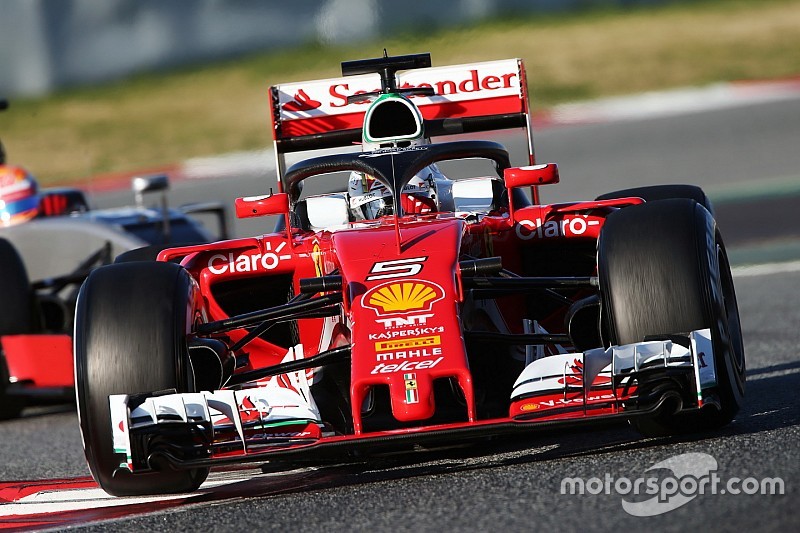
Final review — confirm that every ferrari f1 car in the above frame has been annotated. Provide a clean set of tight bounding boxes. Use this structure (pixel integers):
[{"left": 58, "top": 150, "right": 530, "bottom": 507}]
[
  {"left": 73, "top": 53, "right": 745, "bottom": 496},
  {"left": 0, "top": 169, "right": 228, "bottom": 419}
]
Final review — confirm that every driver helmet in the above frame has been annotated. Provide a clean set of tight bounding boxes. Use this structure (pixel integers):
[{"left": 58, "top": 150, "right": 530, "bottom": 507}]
[
  {"left": 0, "top": 165, "right": 39, "bottom": 227},
  {"left": 347, "top": 91, "right": 453, "bottom": 219},
  {"left": 347, "top": 164, "right": 446, "bottom": 220}
]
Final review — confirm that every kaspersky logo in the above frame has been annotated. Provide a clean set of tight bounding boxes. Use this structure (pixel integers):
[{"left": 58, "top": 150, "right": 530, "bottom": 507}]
[{"left": 362, "top": 280, "right": 445, "bottom": 316}]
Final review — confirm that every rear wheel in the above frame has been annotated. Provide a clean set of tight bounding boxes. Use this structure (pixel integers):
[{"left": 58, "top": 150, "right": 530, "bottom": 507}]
[
  {"left": 598, "top": 199, "right": 745, "bottom": 436},
  {"left": 0, "top": 238, "right": 36, "bottom": 419},
  {"left": 74, "top": 261, "right": 209, "bottom": 495}
]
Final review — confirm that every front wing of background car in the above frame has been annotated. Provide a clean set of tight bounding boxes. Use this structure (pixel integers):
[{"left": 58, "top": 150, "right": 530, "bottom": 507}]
[{"left": 108, "top": 329, "right": 716, "bottom": 474}]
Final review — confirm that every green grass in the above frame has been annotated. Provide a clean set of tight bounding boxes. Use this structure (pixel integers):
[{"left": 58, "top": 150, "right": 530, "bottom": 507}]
[{"left": 2, "top": 0, "right": 800, "bottom": 185}]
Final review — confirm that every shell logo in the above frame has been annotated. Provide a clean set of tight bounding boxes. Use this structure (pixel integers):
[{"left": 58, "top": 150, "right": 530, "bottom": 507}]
[{"left": 363, "top": 279, "right": 445, "bottom": 316}]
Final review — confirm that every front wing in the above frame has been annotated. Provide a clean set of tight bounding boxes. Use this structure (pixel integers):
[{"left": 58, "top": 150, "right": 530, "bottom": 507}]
[{"left": 108, "top": 329, "right": 716, "bottom": 473}]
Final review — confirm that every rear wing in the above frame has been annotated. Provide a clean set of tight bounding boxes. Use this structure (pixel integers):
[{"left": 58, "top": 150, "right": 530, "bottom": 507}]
[{"left": 268, "top": 58, "right": 535, "bottom": 187}]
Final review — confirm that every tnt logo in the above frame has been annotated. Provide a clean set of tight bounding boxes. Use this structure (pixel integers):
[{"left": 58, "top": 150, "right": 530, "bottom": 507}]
[{"left": 375, "top": 314, "right": 434, "bottom": 328}]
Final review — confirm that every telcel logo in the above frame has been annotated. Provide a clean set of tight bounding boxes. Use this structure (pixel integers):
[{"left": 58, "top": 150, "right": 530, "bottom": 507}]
[{"left": 370, "top": 357, "right": 444, "bottom": 374}]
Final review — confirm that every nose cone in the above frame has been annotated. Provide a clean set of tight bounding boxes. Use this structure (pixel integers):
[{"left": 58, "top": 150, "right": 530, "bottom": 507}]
[{"left": 334, "top": 218, "right": 475, "bottom": 432}]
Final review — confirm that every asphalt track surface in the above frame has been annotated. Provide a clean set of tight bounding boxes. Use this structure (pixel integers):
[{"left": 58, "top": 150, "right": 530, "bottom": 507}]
[{"left": 2, "top": 96, "right": 799, "bottom": 530}]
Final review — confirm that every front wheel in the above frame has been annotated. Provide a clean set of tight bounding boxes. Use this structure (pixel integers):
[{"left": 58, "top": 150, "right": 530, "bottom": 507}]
[
  {"left": 74, "top": 261, "right": 209, "bottom": 495},
  {"left": 596, "top": 184, "right": 714, "bottom": 215},
  {"left": 598, "top": 199, "right": 745, "bottom": 436}
]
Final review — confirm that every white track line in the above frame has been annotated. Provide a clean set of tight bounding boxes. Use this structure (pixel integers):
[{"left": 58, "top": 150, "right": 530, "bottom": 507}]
[
  {"left": 547, "top": 79, "right": 800, "bottom": 125},
  {"left": 732, "top": 260, "right": 800, "bottom": 277}
]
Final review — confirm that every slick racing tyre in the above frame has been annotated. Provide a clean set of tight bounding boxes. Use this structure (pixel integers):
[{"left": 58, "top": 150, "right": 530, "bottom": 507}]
[
  {"left": 0, "top": 238, "right": 36, "bottom": 419},
  {"left": 596, "top": 184, "right": 714, "bottom": 216},
  {"left": 113, "top": 244, "right": 168, "bottom": 263},
  {"left": 598, "top": 199, "right": 745, "bottom": 437},
  {"left": 74, "top": 261, "right": 209, "bottom": 496},
  {"left": 114, "top": 243, "right": 195, "bottom": 263}
]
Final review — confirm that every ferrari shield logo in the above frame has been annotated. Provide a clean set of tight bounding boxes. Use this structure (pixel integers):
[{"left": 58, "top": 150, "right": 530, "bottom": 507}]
[{"left": 404, "top": 373, "right": 419, "bottom": 404}]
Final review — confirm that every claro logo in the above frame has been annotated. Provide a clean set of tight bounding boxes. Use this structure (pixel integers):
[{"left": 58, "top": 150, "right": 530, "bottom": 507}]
[
  {"left": 515, "top": 216, "right": 601, "bottom": 240},
  {"left": 207, "top": 242, "right": 291, "bottom": 275}
]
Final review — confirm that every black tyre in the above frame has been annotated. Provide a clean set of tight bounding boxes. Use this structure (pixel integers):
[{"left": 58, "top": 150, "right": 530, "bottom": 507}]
[
  {"left": 74, "top": 261, "right": 209, "bottom": 495},
  {"left": 598, "top": 199, "right": 745, "bottom": 436},
  {"left": 0, "top": 238, "right": 36, "bottom": 419},
  {"left": 114, "top": 243, "right": 197, "bottom": 263},
  {"left": 596, "top": 184, "right": 714, "bottom": 216},
  {"left": 114, "top": 245, "right": 165, "bottom": 263}
]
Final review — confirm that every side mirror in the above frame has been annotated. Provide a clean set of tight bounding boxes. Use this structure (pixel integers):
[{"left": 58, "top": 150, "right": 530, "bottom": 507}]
[
  {"left": 504, "top": 164, "right": 559, "bottom": 189},
  {"left": 235, "top": 192, "right": 289, "bottom": 219},
  {"left": 180, "top": 202, "right": 230, "bottom": 240},
  {"left": 132, "top": 174, "right": 169, "bottom": 194},
  {"left": 132, "top": 174, "right": 170, "bottom": 209},
  {"left": 132, "top": 174, "right": 172, "bottom": 242}
]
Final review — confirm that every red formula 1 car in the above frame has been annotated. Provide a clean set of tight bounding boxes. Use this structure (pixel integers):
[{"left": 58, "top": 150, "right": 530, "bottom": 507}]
[{"left": 73, "top": 53, "right": 745, "bottom": 496}]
